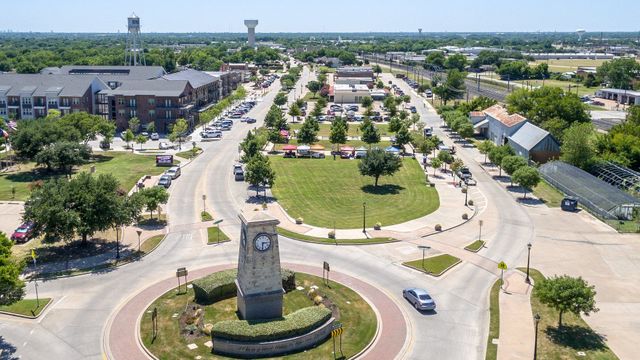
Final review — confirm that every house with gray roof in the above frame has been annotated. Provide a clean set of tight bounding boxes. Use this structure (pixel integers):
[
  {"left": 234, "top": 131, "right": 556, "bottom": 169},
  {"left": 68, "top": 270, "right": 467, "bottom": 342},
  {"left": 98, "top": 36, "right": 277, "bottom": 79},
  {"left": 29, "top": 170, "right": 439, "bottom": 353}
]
[{"left": 507, "top": 122, "right": 560, "bottom": 164}]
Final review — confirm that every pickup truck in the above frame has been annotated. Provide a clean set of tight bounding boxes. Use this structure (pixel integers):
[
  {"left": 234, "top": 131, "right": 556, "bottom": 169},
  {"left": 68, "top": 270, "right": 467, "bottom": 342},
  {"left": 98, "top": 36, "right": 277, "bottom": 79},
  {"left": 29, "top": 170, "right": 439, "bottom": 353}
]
[{"left": 456, "top": 167, "right": 472, "bottom": 180}]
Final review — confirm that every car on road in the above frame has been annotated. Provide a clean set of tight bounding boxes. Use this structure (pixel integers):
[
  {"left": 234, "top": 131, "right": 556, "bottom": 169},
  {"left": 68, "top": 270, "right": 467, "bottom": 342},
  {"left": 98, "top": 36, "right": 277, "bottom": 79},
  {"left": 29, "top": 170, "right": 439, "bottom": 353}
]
[
  {"left": 245, "top": 117, "right": 257, "bottom": 124},
  {"left": 425, "top": 90, "right": 433, "bottom": 98},
  {"left": 150, "top": 133, "right": 160, "bottom": 140},
  {"left": 233, "top": 164, "right": 245, "bottom": 181},
  {"left": 11, "top": 222, "right": 35, "bottom": 243},
  {"left": 159, "top": 142, "right": 171, "bottom": 150},
  {"left": 403, "top": 288, "right": 436, "bottom": 311},
  {"left": 165, "top": 166, "right": 181, "bottom": 179},
  {"left": 456, "top": 166, "right": 472, "bottom": 180},
  {"left": 157, "top": 175, "right": 172, "bottom": 188},
  {"left": 201, "top": 130, "right": 222, "bottom": 139}
]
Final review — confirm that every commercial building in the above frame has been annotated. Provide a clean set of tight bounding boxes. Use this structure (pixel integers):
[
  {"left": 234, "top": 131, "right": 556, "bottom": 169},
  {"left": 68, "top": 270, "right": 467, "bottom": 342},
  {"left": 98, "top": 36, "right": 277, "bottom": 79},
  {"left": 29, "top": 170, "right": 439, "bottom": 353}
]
[
  {"left": 483, "top": 104, "right": 528, "bottom": 146},
  {"left": 334, "top": 76, "right": 374, "bottom": 88},
  {"left": 524, "top": 52, "right": 614, "bottom": 60},
  {"left": 596, "top": 89, "right": 640, "bottom": 105},
  {"left": 335, "top": 67, "right": 374, "bottom": 79},
  {"left": 507, "top": 122, "right": 560, "bottom": 164},
  {"left": 333, "top": 84, "right": 370, "bottom": 104}
]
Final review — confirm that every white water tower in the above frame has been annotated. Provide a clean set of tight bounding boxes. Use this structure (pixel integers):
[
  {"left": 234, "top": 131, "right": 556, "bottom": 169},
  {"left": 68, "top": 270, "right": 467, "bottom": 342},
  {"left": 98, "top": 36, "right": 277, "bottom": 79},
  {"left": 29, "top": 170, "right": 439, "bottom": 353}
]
[
  {"left": 418, "top": 28, "right": 423, "bottom": 36},
  {"left": 577, "top": 29, "right": 586, "bottom": 41},
  {"left": 244, "top": 20, "right": 259, "bottom": 48},
  {"left": 126, "top": 13, "right": 146, "bottom": 66}
]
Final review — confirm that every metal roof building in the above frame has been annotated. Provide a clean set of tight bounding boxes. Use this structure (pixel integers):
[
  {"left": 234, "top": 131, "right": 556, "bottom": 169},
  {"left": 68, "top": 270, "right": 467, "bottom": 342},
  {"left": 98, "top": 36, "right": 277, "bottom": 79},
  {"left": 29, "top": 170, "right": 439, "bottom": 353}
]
[
  {"left": 540, "top": 161, "right": 640, "bottom": 220},
  {"left": 508, "top": 122, "right": 560, "bottom": 164}
]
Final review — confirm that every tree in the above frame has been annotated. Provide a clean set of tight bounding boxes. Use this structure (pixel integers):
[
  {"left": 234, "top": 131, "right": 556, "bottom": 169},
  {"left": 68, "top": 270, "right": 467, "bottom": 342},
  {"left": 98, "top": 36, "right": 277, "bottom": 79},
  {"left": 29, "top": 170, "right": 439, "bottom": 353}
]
[
  {"left": 288, "top": 103, "right": 302, "bottom": 123},
  {"left": 169, "top": 119, "right": 188, "bottom": 149},
  {"left": 512, "top": 166, "right": 541, "bottom": 199},
  {"left": 361, "top": 96, "right": 373, "bottom": 109},
  {"left": 383, "top": 96, "right": 397, "bottom": 116},
  {"left": 419, "top": 139, "right": 435, "bottom": 162},
  {"left": 358, "top": 148, "right": 403, "bottom": 187},
  {"left": 435, "top": 69, "right": 467, "bottom": 105},
  {"left": 329, "top": 119, "right": 348, "bottom": 156},
  {"left": 34, "top": 141, "right": 91, "bottom": 175},
  {"left": 265, "top": 105, "right": 284, "bottom": 129},
  {"left": 457, "top": 122, "right": 474, "bottom": 140},
  {"left": 135, "top": 134, "right": 148, "bottom": 150},
  {"left": 129, "top": 117, "right": 141, "bottom": 133},
  {"left": 437, "top": 151, "right": 454, "bottom": 172},
  {"left": 0, "top": 232, "right": 25, "bottom": 306},
  {"left": 360, "top": 118, "right": 380, "bottom": 147},
  {"left": 123, "top": 129, "right": 135, "bottom": 151},
  {"left": 430, "top": 157, "right": 443, "bottom": 176},
  {"left": 373, "top": 64, "right": 382, "bottom": 79},
  {"left": 376, "top": 80, "right": 384, "bottom": 89},
  {"left": 501, "top": 155, "right": 528, "bottom": 186},
  {"left": 444, "top": 54, "right": 467, "bottom": 71},
  {"left": 424, "top": 52, "right": 445, "bottom": 69},
  {"left": 297, "top": 117, "right": 318, "bottom": 144},
  {"left": 306, "top": 80, "right": 322, "bottom": 98},
  {"left": 450, "top": 158, "right": 464, "bottom": 183},
  {"left": 535, "top": 275, "right": 598, "bottom": 328},
  {"left": 561, "top": 122, "right": 597, "bottom": 170},
  {"left": 394, "top": 124, "right": 411, "bottom": 153},
  {"left": 596, "top": 58, "right": 640, "bottom": 89},
  {"left": 488, "top": 145, "right": 515, "bottom": 176},
  {"left": 137, "top": 186, "right": 169, "bottom": 220},
  {"left": 146, "top": 122, "right": 156, "bottom": 133},
  {"left": 274, "top": 92, "right": 288, "bottom": 107},
  {"left": 478, "top": 140, "right": 495, "bottom": 164},
  {"left": 388, "top": 116, "right": 403, "bottom": 133},
  {"left": 245, "top": 154, "right": 276, "bottom": 198}
]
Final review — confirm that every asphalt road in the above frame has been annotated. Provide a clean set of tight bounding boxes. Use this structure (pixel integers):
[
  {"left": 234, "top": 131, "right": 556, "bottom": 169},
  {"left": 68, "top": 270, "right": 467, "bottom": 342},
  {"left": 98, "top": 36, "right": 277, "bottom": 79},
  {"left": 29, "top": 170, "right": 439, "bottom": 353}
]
[{"left": 1, "top": 66, "right": 537, "bottom": 360}]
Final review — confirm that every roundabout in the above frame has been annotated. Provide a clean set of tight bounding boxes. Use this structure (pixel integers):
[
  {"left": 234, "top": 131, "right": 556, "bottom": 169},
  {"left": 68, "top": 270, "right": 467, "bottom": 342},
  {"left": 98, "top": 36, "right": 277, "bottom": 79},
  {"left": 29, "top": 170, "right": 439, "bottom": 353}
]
[{"left": 105, "top": 263, "right": 407, "bottom": 359}]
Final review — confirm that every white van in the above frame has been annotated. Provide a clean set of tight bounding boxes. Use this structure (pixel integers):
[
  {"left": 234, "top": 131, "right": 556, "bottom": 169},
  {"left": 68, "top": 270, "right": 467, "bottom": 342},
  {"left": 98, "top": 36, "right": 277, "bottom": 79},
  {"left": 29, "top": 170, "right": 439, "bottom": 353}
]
[{"left": 165, "top": 166, "right": 181, "bottom": 179}]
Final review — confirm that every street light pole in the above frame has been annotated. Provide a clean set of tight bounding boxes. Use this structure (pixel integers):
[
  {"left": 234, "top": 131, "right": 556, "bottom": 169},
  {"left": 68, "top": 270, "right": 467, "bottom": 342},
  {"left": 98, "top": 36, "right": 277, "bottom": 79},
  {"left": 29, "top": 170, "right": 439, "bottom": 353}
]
[
  {"left": 464, "top": 183, "right": 469, "bottom": 206},
  {"left": 533, "top": 313, "right": 541, "bottom": 360},
  {"left": 116, "top": 226, "right": 120, "bottom": 259},
  {"left": 525, "top": 242, "right": 532, "bottom": 283},
  {"left": 136, "top": 230, "right": 143, "bottom": 255},
  {"left": 418, "top": 245, "right": 431, "bottom": 271},
  {"left": 478, "top": 220, "right": 483, "bottom": 241},
  {"left": 362, "top": 202, "right": 366, "bottom": 233}
]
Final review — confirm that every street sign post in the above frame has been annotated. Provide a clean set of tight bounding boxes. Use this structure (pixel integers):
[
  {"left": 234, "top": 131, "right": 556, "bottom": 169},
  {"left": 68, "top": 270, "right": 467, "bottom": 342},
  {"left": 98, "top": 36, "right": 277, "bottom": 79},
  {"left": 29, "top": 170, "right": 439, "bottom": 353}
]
[
  {"left": 498, "top": 261, "right": 507, "bottom": 290},
  {"left": 152, "top": 307, "right": 158, "bottom": 340},
  {"left": 31, "top": 249, "right": 39, "bottom": 307},
  {"left": 176, "top": 267, "right": 188, "bottom": 293},
  {"left": 418, "top": 245, "right": 431, "bottom": 273},
  {"left": 331, "top": 322, "right": 344, "bottom": 359},
  {"left": 323, "top": 261, "right": 330, "bottom": 285}
]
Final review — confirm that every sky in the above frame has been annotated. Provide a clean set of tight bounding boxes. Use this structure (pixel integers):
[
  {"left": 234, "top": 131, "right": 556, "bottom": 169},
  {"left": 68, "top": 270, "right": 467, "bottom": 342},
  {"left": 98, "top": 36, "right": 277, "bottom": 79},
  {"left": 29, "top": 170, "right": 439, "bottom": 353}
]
[{"left": 1, "top": 0, "right": 638, "bottom": 33}]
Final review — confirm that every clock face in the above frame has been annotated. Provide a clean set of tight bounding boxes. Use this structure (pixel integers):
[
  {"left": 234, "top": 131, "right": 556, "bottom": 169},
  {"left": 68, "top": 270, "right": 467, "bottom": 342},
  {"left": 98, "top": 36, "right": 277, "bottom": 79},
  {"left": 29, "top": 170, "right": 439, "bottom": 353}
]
[{"left": 254, "top": 234, "right": 272, "bottom": 252}]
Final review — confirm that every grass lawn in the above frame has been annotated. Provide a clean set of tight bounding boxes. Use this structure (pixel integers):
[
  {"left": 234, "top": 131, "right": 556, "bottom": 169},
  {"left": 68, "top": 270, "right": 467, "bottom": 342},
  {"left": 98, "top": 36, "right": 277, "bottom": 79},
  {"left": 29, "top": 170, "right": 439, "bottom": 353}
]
[
  {"left": 0, "top": 298, "right": 52, "bottom": 317},
  {"left": 519, "top": 268, "right": 619, "bottom": 360},
  {"left": 273, "top": 139, "right": 392, "bottom": 152},
  {"left": 605, "top": 220, "right": 640, "bottom": 233},
  {"left": 175, "top": 147, "right": 202, "bottom": 160},
  {"left": 288, "top": 123, "right": 392, "bottom": 138},
  {"left": 140, "top": 235, "right": 165, "bottom": 254},
  {"left": 514, "top": 79, "right": 599, "bottom": 97},
  {"left": 270, "top": 156, "right": 438, "bottom": 229},
  {"left": 532, "top": 179, "right": 565, "bottom": 208},
  {"left": 531, "top": 59, "right": 609, "bottom": 72},
  {"left": 465, "top": 240, "right": 485, "bottom": 252},
  {"left": 0, "top": 152, "right": 168, "bottom": 201},
  {"left": 403, "top": 254, "right": 461, "bottom": 277},
  {"left": 485, "top": 279, "right": 501, "bottom": 360},
  {"left": 141, "top": 272, "right": 376, "bottom": 359},
  {"left": 207, "top": 226, "right": 230, "bottom": 244},
  {"left": 277, "top": 226, "right": 397, "bottom": 245},
  {"left": 201, "top": 211, "right": 213, "bottom": 222}
]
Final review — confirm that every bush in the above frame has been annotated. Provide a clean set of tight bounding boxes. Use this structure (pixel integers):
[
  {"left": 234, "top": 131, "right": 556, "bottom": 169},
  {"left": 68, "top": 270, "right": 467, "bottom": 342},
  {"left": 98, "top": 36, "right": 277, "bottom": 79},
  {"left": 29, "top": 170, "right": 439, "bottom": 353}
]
[
  {"left": 461, "top": 188, "right": 467, "bottom": 193},
  {"left": 468, "top": 199, "right": 474, "bottom": 206},
  {"left": 435, "top": 224, "right": 442, "bottom": 231},
  {"left": 374, "top": 222, "right": 382, "bottom": 230},
  {"left": 328, "top": 230, "right": 335, "bottom": 239},
  {"left": 462, "top": 213, "right": 469, "bottom": 220},
  {"left": 296, "top": 217, "right": 304, "bottom": 224},
  {"left": 313, "top": 295, "right": 324, "bottom": 305},
  {"left": 212, "top": 306, "right": 332, "bottom": 342},
  {"left": 201, "top": 211, "right": 213, "bottom": 222},
  {"left": 192, "top": 269, "right": 296, "bottom": 304}
]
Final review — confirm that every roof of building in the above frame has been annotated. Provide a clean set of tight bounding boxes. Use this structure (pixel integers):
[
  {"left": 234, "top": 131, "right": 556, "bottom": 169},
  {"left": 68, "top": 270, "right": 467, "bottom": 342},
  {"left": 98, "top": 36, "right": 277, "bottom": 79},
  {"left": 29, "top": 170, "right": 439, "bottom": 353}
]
[
  {"left": 161, "top": 69, "right": 217, "bottom": 89},
  {"left": 0, "top": 74, "right": 104, "bottom": 97},
  {"left": 508, "top": 122, "right": 556, "bottom": 151},
  {"left": 334, "top": 84, "right": 370, "bottom": 92},
  {"left": 483, "top": 104, "right": 527, "bottom": 127},
  {"left": 336, "top": 67, "right": 373, "bottom": 73},
  {"left": 57, "top": 65, "right": 166, "bottom": 80},
  {"left": 598, "top": 88, "right": 640, "bottom": 97},
  {"left": 100, "top": 79, "right": 190, "bottom": 97},
  {"left": 469, "top": 111, "right": 485, "bottom": 117}
]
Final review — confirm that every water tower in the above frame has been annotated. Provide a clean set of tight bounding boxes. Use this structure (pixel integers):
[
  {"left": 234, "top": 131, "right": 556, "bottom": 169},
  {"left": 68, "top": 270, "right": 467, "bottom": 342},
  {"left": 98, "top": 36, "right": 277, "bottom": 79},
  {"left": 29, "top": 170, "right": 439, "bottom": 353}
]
[
  {"left": 418, "top": 28, "right": 423, "bottom": 36},
  {"left": 244, "top": 20, "right": 259, "bottom": 48},
  {"left": 125, "top": 13, "right": 146, "bottom": 66},
  {"left": 577, "top": 29, "right": 586, "bottom": 41}
]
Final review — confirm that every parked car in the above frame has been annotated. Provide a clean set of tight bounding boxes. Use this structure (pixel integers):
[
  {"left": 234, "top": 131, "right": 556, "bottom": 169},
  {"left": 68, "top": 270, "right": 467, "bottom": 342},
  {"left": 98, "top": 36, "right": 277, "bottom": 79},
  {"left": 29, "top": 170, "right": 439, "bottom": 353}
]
[
  {"left": 11, "top": 222, "right": 35, "bottom": 243},
  {"left": 141, "top": 132, "right": 149, "bottom": 137},
  {"left": 456, "top": 167, "right": 472, "bottom": 180},
  {"left": 150, "top": 133, "right": 160, "bottom": 140},
  {"left": 157, "top": 175, "right": 172, "bottom": 188},
  {"left": 165, "top": 166, "right": 181, "bottom": 179},
  {"left": 159, "top": 142, "right": 171, "bottom": 150},
  {"left": 403, "top": 288, "right": 436, "bottom": 311},
  {"left": 202, "top": 130, "right": 222, "bottom": 139},
  {"left": 245, "top": 117, "right": 257, "bottom": 124},
  {"left": 99, "top": 139, "right": 111, "bottom": 150},
  {"left": 311, "top": 152, "right": 325, "bottom": 159},
  {"left": 233, "top": 164, "right": 245, "bottom": 181},
  {"left": 425, "top": 90, "right": 433, "bottom": 98}
]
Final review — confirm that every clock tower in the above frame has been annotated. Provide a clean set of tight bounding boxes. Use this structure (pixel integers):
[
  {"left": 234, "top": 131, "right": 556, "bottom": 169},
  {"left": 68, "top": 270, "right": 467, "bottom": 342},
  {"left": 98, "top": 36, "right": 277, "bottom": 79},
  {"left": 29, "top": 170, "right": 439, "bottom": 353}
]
[{"left": 236, "top": 212, "right": 284, "bottom": 320}]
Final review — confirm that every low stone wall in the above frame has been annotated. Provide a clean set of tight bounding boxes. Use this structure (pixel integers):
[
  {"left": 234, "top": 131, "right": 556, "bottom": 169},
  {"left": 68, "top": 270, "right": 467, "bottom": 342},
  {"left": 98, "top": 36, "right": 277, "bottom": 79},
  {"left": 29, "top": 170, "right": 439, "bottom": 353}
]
[{"left": 212, "top": 317, "right": 335, "bottom": 358}]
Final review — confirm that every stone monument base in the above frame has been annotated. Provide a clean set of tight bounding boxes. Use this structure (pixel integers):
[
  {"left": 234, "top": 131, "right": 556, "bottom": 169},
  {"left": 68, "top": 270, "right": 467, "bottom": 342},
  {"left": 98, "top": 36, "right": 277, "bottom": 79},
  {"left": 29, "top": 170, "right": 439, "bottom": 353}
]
[
  {"left": 212, "top": 317, "right": 335, "bottom": 358},
  {"left": 236, "top": 282, "right": 285, "bottom": 320}
]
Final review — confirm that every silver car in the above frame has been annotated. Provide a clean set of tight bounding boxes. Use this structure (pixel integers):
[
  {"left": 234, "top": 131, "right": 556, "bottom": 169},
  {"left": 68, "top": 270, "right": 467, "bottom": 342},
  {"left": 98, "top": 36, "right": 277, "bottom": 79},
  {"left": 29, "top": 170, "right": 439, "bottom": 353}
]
[{"left": 403, "top": 288, "right": 436, "bottom": 311}]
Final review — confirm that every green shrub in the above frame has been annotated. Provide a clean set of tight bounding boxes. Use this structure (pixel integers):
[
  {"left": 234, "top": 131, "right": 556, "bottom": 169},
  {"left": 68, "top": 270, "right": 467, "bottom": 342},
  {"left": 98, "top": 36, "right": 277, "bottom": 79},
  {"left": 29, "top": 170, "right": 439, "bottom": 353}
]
[
  {"left": 212, "top": 306, "right": 332, "bottom": 341},
  {"left": 192, "top": 269, "right": 297, "bottom": 304}
]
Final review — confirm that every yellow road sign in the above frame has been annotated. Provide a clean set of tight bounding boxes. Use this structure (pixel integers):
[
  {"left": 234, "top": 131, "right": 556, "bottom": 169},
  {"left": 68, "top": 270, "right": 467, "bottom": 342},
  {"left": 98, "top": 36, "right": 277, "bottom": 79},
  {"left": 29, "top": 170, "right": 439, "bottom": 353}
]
[
  {"left": 31, "top": 249, "right": 37, "bottom": 261},
  {"left": 498, "top": 261, "right": 507, "bottom": 270},
  {"left": 331, "top": 327, "right": 344, "bottom": 338}
]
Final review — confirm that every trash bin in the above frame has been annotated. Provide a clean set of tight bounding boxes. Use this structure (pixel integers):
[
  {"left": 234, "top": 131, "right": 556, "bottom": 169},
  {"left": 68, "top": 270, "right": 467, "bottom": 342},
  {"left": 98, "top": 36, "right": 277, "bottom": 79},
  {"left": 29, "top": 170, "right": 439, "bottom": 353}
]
[{"left": 561, "top": 196, "right": 578, "bottom": 212}]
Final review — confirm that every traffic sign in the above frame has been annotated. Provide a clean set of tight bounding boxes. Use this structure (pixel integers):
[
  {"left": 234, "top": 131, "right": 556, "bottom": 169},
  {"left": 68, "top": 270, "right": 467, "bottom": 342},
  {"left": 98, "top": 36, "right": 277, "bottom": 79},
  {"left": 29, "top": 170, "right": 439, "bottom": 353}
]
[
  {"left": 213, "top": 219, "right": 224, "bottom": 225},
  {"left": 331, "top": 327, "right": 344, "bottom": 338},
  {"left": 498, "top": 261, "right": 507, "bottom": 270}
]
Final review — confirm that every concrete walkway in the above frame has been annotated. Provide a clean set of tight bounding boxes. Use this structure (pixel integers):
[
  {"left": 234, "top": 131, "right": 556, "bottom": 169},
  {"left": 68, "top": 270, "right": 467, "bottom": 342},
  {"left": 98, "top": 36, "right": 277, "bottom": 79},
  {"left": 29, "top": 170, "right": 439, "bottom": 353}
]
[{"left": 497, "top": 271, "right": 535, "bottom": 360}]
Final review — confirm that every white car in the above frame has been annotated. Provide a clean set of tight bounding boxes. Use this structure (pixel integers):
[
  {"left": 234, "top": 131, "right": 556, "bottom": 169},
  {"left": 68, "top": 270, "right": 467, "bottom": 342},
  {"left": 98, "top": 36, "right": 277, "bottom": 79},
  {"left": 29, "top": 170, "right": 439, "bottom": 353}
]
[
  {"left": 165, "top": 166, "right": 181, "bottom": 179},
  {"left": 159, "top": 142, "right": 171, "bottom": 150},
  {"left": 150, "top": 133, "right": 160, "bottom": 140}
]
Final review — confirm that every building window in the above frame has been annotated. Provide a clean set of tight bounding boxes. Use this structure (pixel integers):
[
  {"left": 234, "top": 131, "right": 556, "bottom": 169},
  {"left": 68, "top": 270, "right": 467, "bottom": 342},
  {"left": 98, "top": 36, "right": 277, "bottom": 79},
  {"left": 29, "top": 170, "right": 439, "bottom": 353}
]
[
  {"left": 118, "top": 98, "right": 124, "bottom": 105},
  {"left": 118, "top": 110, "right": 125, "bottom": 117},
  {"left": 22, "top": 97, "right": 32, "bottom": 105},
  {"left": 22, "top": 108, "right": 33, "bottom": 116},
  {"left": 129, "top": 98, "right": 136, "bottom": 107},
  {"left": 149, "top": 110, "right": 155, "bottom": 118},
  {"left": 148, "top": 98, "right": 155, "bottom": 106},
  {"left": 47, "top": 99, "right": 57, "bottom": 107},
  {"left": 72, "top": 98, "right": 80, "bottom": 105},
  {"left": 0, "top": 108, "right": 6, "bottom": 115},
  {"left": 165, "top": 110, "right": 171, "bottom": 119},
  {"left": 130, "top": 109, "right": 137, "bottom": 118},
  {"left": 165, "top": 99, "right": 172, "bottom": 107},
  {"left": 61, "top": 98, "right": 70, "bottom": 107}
]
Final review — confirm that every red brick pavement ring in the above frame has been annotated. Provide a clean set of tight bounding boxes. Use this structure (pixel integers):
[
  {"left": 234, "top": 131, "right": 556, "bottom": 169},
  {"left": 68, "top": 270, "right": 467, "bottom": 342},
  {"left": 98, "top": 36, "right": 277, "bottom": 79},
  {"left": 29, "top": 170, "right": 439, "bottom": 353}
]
[{"left": 103, "top": 262, "right": 408, "bottom": 359}]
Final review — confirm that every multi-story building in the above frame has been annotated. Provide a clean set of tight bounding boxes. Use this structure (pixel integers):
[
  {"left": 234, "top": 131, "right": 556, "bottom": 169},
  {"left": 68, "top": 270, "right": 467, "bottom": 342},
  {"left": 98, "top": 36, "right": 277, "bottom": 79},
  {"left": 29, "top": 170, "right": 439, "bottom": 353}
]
[
  {"left": 162, "top": 69, "right": 220, "bottom": 107},
  {"left": 0, "top": 74, "right": 108, "bottom": 120},
  {"left": 205, "top": 71, "right": 242, "bottom": 98},
  {"left": 335, "top": 66, "right": 374, "bottom": 79}
]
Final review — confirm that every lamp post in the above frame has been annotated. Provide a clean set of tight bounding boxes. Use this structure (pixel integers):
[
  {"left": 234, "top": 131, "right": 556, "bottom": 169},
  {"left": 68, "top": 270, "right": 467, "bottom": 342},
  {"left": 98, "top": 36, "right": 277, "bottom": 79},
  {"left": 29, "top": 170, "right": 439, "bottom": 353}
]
[
  {"left": 418, "top": 245, "right": 431, "bottom": 271},
  {"left": 116, "top": 226, "right": 121, "bottom": 259},
  {"left": 533, "top": 313, "right": 541, "bottom": 360},
  {"left": 464, "top": 183, "right": 469, "bottom": 206},
  {"left": 478, "top": 220, "right": 483, "bottom": 241},
  {"left": 525, "top": 242, "right": 532, "bottom": 283},
  {"left": 362, "top": 202, "right": 366, "bottom": 233},
  {"left": 136, "top": 230, "right": 143, "bottom": 254}
]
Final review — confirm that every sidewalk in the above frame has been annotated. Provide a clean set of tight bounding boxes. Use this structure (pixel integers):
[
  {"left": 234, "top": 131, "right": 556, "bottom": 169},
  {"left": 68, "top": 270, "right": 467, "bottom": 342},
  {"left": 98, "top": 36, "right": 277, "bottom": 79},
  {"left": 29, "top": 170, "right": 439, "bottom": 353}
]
[{"left": 497, "top": 271, "right": 535, "bottom": 360}]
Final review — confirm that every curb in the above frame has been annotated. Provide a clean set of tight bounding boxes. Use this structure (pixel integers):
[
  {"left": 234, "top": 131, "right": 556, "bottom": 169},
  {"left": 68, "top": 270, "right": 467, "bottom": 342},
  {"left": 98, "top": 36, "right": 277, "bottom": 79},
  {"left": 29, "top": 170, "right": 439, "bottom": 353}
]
[
  {"left": 421, "top": 201, "right": 479, "bottom": 238},
  {"left": 403, "top": 258, "right": 463, "bottom": 277},
  {"left": 0, "top": 297, "right": 53, "bottom": 320},
  {"left": 464, "top": 240, "right": 486, "bottom": 253}
]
